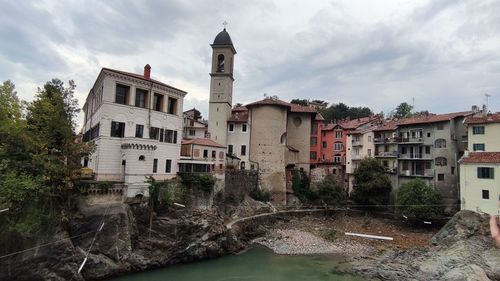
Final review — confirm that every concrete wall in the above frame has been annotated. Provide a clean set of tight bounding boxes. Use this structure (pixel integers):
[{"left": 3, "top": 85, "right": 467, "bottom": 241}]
[
  {"left": 249, "top": 105, "right": 288, "bottom": 205},
  {"left": 460, "top": 163, "right": 499, "bottom": 214},
  {"left": 224, "top": 170, "right": 259, "bottom": 200},
  {"left": 468, "top": 123, "right": 500, "bottom": 152}
]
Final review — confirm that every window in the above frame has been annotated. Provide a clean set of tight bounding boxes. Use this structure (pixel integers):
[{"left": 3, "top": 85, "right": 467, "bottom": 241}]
[
  {"left": 335, "top": 130, "right": 342, "bottom": 139},
  {"left": 111, "top": 121, "right": 125, "bottom": 137},
  {"left": 167, "top": 97, "right": 178, "bottom": 115},
  {"left": 425, "top": 161, "right": 431, "bottom": 169},
  {"left": 451, "top": 166, "right": 455, "bottom": 175},
  {"left": 115, "top": 84, "right": 129, "bottom": 105},
  {"left": 425, "top": 146, "right": 431, "bottom": 154},
  {"left": 322, "top": 141, "right": 327, "bottom": 148},
  {"left": 203, "top": 150, "right": 208, "bottom": 158},
  {"left": 217, "top": 54, "right": 225, "bottom": 72},
  {"left": 150, "top": 127, "right": 159, "bottom": 140},
  {"left": 368, "top": 149, "right": 372, "bottom": 157},
  {"left": 228, "top": 123, "right": 234, "bottom": 132},
  {"left": 160, "top": 128, "right": 164, "bottom": 142},
  {"left": 153, "top": 93, "right": 163, "bottom": 111},
  {"left": 189, "top": 129, "right": 195, "bottom": 136},
  {"left": 473, "top": 143, "right": 485, "bottom": 151},
  {"left": 435, "top": 139, "right": 446, "bottom": 148},
  {"left": 165, "top": 159, "right": 172, "bottom": 173},
  {"left": 427, "top": 132, "right": 431, "bottom": 137},
  {"left": 228, "top": 145, "right": 233, "bottom": 154},
  {"left": 334, "top": 143, "right": 343, "bottom": 151},
  {"left": 153, "top": 159, "right": 158, "bottom": 173},
  {"left": 354, "top": 148, "right": 359, "bottom": 155},
  {"left": 135, "top": 124, "right": 144, "bottom": 138},
  {"left": 482, "top": 190, "right": 490, "bottom": 199},
  {"left": 139, "top": 155, "right": 145, "bottom": 161},
  {"left": 135, "top": 89, "right": 148, "bottom": 108},
  {"left": 311, "top": 137, "right": 317, "bottom": 146},
  {"left": 219, "top": 151, "right": 224, "bottom": 159},
  {"left": 240, "top": 161, "right": 245, "bottom": 170},
  {"left": 334, "top": 155, "right": 341, "bottom": 163},
  {"left": 477, "top": 167, "right": 494, "bottom": 179},
  {"left": 241, "top": 145, "right": 246, "bottom": 156},
  {"left": 310, "top": 151, "right": 317, "bottom": 160},
  {"left": 435, "top": 157, "right": 447, "bottom": 166},
  {"left": 438, "top": 174, "right": 444, "bottom": 181},
  {"left": 212, "top": 151, "right": 216, "bottom": 159},
  {"left": 83, "top": 157, "right": 89, "bottom": 167},
  {"left": 242, "top": 124, "right": 247, "bottom": 132},
  {"left": 473, "top": 126, "right": 485, "bottom": 135},
  {"left": 368, "top": 136, "right": 372, "bottom": 142},
  {"left": 401, "top": 147, "right": 407, "bottom": 154}
]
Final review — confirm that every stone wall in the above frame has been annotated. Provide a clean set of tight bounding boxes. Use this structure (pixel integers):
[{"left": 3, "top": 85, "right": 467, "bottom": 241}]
[{"left": 225, "top": 169, "right": 259, "bottom": 200}]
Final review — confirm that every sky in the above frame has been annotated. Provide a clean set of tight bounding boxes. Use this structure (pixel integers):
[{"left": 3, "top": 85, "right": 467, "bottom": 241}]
[{"left": 1, "top": 0, "right": 499, "bottom": 129}]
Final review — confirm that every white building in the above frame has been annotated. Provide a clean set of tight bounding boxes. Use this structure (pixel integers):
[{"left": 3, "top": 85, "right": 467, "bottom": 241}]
[
  {"left": 183, "top": 108, "right": 208, "bottom": 139},
  {"left": 460, "top": 112, "right": 500, "bottom": 214},
  {"left": 81, "top": 64, "right": 186, "bottom": 197},
  {"left": 227, "top": 106, "right": 250, "bottom": 169}
]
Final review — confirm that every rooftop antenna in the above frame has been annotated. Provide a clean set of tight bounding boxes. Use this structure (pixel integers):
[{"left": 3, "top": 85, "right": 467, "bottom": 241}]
[
  {"left": 485, "top": 93, "right": 491, "bottom": 109},
  {"left": 222, "top": 21, "right": 228, "bottom": 29},
  {"left": 412, "top": 97, "right": 415, "bottom": 109}
]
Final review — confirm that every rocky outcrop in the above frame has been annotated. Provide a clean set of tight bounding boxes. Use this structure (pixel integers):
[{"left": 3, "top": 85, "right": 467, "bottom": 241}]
[
  {"left": 342, "top": 210, "right": 500, "bottom": 281},
  {"left": 0, "top": 200, "right": 244, "bottom": 281}
]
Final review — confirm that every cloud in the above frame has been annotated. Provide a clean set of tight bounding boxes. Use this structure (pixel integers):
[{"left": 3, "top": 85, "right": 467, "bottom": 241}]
[{"left": 0, "top": 0, "right": 499, "bottom": 130}]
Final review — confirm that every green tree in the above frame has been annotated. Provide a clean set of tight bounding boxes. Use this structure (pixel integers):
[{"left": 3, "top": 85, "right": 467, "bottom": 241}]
[
  {"left": 314, "top": 174, "right": 347, "bottom": 206},
  {"left": 396, "top": 179, "right": 444, "bottom": 219},
  {"left": 0, "top": 80, "right": 22, "bottom": 123},
  {"left": 393, "top": 102, "right": 414, "bottom": 118},
  {"left": 320, "top": 102, "right": 372, "bottom": 123},
  {"left": 351, "top": 158, "right": 392, "bottom": 207},
  {"left": 292, "top": 170, "right": 313, "bottom": 203},
  {"left": 290, "top": 99, "right": 309, "bottom": 106}
]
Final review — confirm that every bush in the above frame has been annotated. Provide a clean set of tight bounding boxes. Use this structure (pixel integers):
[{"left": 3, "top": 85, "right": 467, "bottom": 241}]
[
  {"left": 179, "top": 173, "right": 216, "bottom": 193},
  {"left": 292, "top": 169, "right": 315, "bottom": 203},
  {"left": 314, "top": 174, "right": 347, "bottom": 206},
  {"left": 249, "top": 188, "right": 270, "bottom": 202},
  {"left": 351, "top": 158, "right": 392, "bottom": 207},
  {"left": 396, "top": 178, "right": 444, "bottom": 220}
]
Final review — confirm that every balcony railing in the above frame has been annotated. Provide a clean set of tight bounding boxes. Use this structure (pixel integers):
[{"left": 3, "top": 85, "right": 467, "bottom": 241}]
[
  {"left": 375, "top": 151, "right": 399, "bottom": 157},
  {"left": 374, "top": 137, "right": 398, "bottom": 144},
  {"left": 399, "top": 170, "right": 433, "bottom": 178},
  {"left": 352, "top": 140, "right": 363, "bottom": 146},
  {"left": 398, "top": 137, "right": 424, "bottom": 143},
  {"left": 399, "top": 154, "right": 431, "bottom": 160}
]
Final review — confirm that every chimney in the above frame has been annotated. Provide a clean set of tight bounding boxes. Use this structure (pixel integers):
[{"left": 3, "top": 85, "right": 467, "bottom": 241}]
[{"left": 144, "top": 64, "right": 151, "bottom": 79}]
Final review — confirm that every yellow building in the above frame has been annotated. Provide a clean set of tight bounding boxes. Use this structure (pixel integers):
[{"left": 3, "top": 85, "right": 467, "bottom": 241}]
[{"left": 459, "top": 112, "right": 500, "bottom": 214}]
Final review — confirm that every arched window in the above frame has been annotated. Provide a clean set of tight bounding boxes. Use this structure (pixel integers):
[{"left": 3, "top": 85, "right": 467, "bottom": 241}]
[
  {"left": 280, "top": 133, "right": 287, "bottom": 144},
  {"left": 435, "top": 139, "right": 446, "bottom": 148},
  {"left": 217, "top": 54, "right": 225, "bottom": 72},
  {"left": 138, "top": 155, "right": 145, "bottom": 161},
  {"left": 240, "top": 161, "right": 245, "bottom": 170},
  {"left": 435, "top": 157, "right": 447, "bottom": 166}
]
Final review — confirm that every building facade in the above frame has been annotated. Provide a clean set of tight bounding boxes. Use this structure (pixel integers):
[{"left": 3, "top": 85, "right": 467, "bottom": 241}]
[
  {"left": 183, "top": 108, "right": 208, "bottom": 139},
  {"left": 460, "top": 112, "right": 500, "bottom": 214},
  {"left": 81, "top": 65, "right": 186, "bottom": 197},
  {"left": 179, "top": 138, "right": 226, "bottom": 178}
]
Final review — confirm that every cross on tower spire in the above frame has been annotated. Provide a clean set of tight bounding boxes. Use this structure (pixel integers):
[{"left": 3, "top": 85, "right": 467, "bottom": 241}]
[{"left": 222, "top": 21, "right": 228, "bottom": 29}]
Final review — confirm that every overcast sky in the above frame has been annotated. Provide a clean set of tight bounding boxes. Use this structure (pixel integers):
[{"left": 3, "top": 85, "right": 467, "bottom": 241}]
[{"left": 1, "top": 0, "right": 499, "bottom": 128}]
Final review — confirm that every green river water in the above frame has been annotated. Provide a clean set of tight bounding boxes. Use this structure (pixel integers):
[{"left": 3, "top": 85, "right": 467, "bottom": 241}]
[{"left": 110, "top": 247, "right": 366, "bottom": 281}]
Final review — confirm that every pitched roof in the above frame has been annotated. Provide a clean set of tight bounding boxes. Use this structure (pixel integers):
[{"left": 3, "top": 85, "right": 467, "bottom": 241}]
[
  {"left": 102, "top": 67, "right": 187, "bottom": 94},
  {"left": 465, "top": 112, "right": 500, "bottom": 125},
  {"left": 245, "top": 98, "right": 316, "bottom": 114},
  {"left": 339, "top": 116, "right": 379, "bottom": 130},
  {"left": 181, "top": 138, "right": 226, "bottom": 148},
  {"left": 373, "top": 121, "right": 399, "bottom": 131},
  {"left": 396, "top": 111, "right": 473, "bottom": 126},
  {"left": 459, "top": 152, "right": 500, "bottom": 164},
  {"left": 315, "top": 113, "right": 325, "bottom": 121},
  {"left": 228, "top": 107, "right": 248, "bottom": 122}
]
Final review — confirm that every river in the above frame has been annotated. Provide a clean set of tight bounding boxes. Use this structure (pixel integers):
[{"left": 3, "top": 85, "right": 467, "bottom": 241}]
[{"left": 110, "top": 247, "right": 366, "bottom": 281}]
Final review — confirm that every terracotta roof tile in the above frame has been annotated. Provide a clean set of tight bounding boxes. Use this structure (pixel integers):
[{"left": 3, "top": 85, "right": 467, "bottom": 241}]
[
  {"left": 396, "top": 111, "right": 473, "bottom": 126},
  {"left": 465, "top": 112, "right": 500, "bottom": 125},
  {"left": 245, "top": 98, "right": 316, "bottom": 113},
  {"left": 373, "top": 121, "right": 398, "bottom": 131},
  {"left": 459, "top": 152, "right": 500, "bottom": 164},
  {"left": 339, "top": 116, "right": 379, "bottom": 129},
  {"left": 181, "top": 138, "right": 226, "bottom": 148},
  {"left": 290, "top": 103, "right": 317, "bottom": 113}
]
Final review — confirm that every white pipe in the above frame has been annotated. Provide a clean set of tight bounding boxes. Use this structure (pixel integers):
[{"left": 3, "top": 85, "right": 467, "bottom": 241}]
[
  {"left": 173, "top": 202, "right": 185, "bottom": 208},
  {"left": 345, "top": 232, "right": 394, "bottom": 241},
  {"left": 78, "top": 257, "right": 88, "bottom": 273},
  {"left": 0, "top": 208, "right": 9, "bottom": 213}
]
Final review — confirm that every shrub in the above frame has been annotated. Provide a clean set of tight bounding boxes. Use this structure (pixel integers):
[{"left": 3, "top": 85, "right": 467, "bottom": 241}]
[
  {"left": 351, "top": 158, "right": 392, "bottom": 207},
  {"left": 179, "top": 173, "right": 216, "bottom": 193},
  {"left": 314, "top": 174, "right": 347, "bottom": 206},
  {"left": 292, "top": 169, "right": 314, "bottom": 203},
  {"left": 396, "top": 178, "right": 444, "bottom": 220},
  {"left": 249, "top": 188, "right": 270, "bottom": 202}
]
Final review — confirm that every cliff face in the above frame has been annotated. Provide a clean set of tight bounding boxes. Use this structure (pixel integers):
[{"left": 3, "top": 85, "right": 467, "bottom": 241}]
[
  {"left": 343, "top": 210, "right": 500, "bottom": 281},
  {"left": 0, "top": 201, "right": 243, "bottom": 281}
]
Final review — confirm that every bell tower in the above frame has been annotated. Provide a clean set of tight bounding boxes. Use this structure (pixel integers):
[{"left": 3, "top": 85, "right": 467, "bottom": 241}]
[{"left": 208, "top": 28, "right": 236, "bottom": 146}]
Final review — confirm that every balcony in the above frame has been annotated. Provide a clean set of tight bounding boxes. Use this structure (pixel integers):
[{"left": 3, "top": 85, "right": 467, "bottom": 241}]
[
  {"left": 352, "top": 140, "right": 363, "bottom": 146},
  {"left": 374, "top": 137, "right": 397, "bottom": 144},
  {"left": 399, "top": 154, "right": 432, "bottom": 160},
  {"left": 399, "top": 170, "right": 433, "bottom": 178},
  {"left": 352, "top": 154, "right": 363, "bottom": 160},
  {"left": 375, "top": 151, "right": 399, "bottom": 158},
  {"left": 398, "top": 137, "right": 424, "bottom": 144}
]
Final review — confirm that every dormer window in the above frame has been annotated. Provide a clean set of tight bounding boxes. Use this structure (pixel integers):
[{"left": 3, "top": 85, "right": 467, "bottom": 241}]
[{"left": 217, "top": 54, "right": 225, "bottom": 72}]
